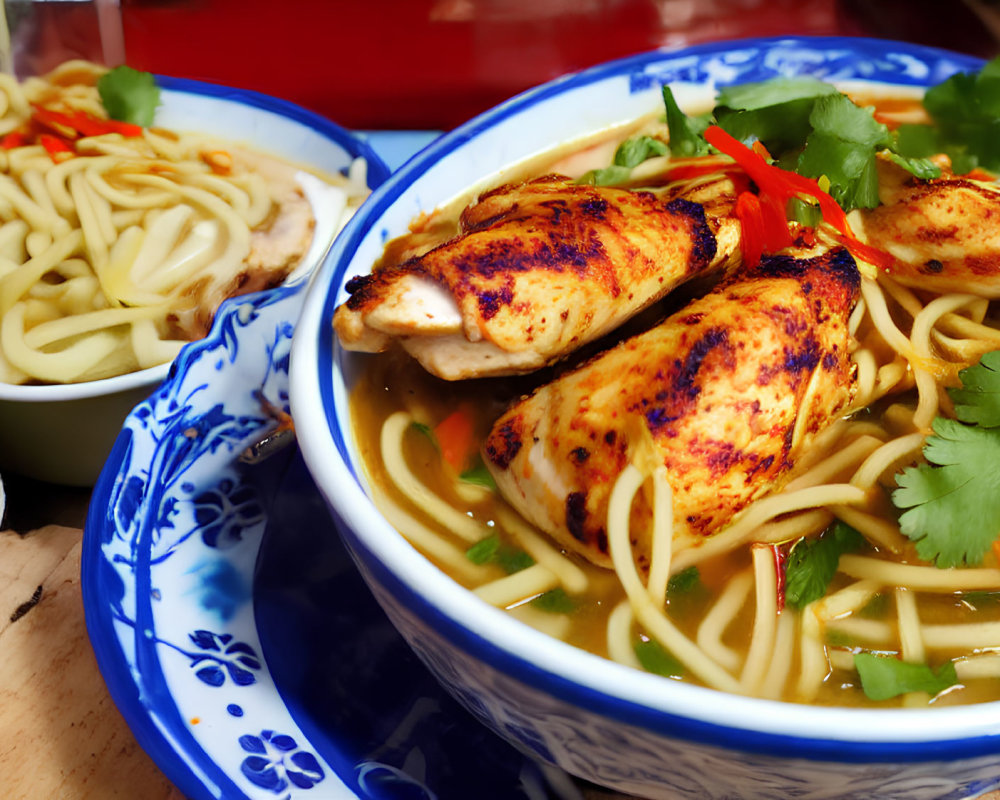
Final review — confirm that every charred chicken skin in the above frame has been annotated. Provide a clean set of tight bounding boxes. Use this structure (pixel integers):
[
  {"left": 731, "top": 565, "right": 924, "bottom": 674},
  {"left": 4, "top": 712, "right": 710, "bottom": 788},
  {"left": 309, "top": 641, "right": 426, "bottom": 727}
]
[
  {"left": 483, "top": 247, "right": 861, "bottom": 570},
  {"left": 334, "top": 175, "right": 740, "bottom": 380}
]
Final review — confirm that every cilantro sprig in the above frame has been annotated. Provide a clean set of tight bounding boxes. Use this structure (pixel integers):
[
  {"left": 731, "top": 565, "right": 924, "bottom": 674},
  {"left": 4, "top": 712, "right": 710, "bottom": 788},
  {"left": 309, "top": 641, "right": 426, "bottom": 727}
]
[
  {"left": 893, "top": 350, "right": 1000, "bottom": 568},
  {"left": 465, "top": 533, "right": 534, "bottom": 574},
  {"left": 895, "top": 55, "right": 1000, "bottom": 174},
  {"left": 784, "top": 522, "right": 867, "bottom": 609},
  {"left": 662, "top": 78, "right": 939, "bottom": 213}
]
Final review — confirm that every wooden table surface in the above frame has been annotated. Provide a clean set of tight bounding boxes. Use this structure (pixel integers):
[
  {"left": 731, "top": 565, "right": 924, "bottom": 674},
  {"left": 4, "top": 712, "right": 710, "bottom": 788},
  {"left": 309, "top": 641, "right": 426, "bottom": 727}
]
[
  {"left": 3, "top": 473, "right": 1000, "bottom": 800},
  {"left": 0, "top": 507, "right": 184, "bottom": 797}
]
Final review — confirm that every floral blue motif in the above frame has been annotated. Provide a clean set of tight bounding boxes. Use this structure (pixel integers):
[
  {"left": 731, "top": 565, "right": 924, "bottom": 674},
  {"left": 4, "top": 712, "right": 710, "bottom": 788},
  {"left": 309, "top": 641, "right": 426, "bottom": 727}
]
[
  {"left": 190, "top": 477, "right": 265, "bottom": 549},
  {"left": 239, "top": 730, "right": 325, "bottom": 793},
  {"left": 187, "top": 630, "right": 262, "bottom": 687}
]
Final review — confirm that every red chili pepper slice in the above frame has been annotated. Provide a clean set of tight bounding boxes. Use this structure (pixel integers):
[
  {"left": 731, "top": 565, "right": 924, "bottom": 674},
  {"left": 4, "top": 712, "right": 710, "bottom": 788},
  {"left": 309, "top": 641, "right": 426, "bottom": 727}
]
[
  {"left": 704, "top": 125, "right": 896, "bottom": 271},
  {"left": 39, "top": 133, "right": 75, "bottom": 162}
]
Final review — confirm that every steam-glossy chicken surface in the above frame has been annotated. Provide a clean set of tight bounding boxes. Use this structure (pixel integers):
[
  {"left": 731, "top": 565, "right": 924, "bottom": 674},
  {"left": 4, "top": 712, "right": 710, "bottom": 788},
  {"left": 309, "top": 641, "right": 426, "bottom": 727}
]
[
  {"left": 855, "top": 160, "right": 1000, "bottom": 296},
  {"left": 483, "top": 248, "right": 861, "bottom": 569},
  {"left": 334, "top": 175, "right": 740, "bottom": 379}
]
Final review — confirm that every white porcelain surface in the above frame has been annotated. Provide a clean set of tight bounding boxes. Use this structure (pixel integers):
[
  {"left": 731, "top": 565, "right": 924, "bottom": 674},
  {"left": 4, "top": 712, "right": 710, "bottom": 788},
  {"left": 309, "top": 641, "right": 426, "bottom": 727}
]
[{"left": 291, "top": 37, "right": 1000, "bottom": 799}]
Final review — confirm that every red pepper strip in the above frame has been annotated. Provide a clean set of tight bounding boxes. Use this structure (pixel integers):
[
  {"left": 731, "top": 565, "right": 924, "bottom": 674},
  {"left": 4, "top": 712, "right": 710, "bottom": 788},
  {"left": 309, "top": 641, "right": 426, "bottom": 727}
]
[
  {"left": 704, "top": 125, "right": 896, "bottom": 270},
  {"left": 69, "top": 111, "right": 143, "bottom": 138},
  {"left": 32, "top": 107, "right": 82, "bottom": 139},
  {"left": 735, "top": 192, "right": 765, "bottom": 268},
  {"left": 0, "top": 130, "right": 29, "bottom": 149},
  {"left": 665, "top": 161, "right": 742, "bottom": 182},
  {"left": 772, "top": 544, "right": 786, "bottom": 613},
  {"left": 39, "top": 133, "right": 75, "bottom": 162},
  {"left": 33, "top": 105, "right": 143, "bottom": 139}
]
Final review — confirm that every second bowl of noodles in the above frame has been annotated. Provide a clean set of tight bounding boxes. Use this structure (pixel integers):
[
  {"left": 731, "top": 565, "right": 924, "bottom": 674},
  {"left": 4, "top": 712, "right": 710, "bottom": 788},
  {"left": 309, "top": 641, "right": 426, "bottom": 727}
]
[{"left": 0, "top": 63, "right": 387, "bottom": 485}]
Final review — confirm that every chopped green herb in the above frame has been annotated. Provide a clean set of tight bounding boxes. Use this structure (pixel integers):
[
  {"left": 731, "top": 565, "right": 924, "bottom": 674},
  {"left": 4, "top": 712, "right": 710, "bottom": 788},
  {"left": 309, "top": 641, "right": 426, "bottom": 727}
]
[
  {"left": 918, "top": 55, "right": 1000, "bottom": 173},
  {"left": 947, "top": 350, "right": 1000, "bottom": 427},
  {"left": 614, "top": 135, "right": 669, "bottom": 168},
  {"left": 787, "top": 196, "right": 823, "bottom": 227},
  {"left": 577, "top": 165, "right": 632, "bottom": 186},
  {"left": 531, "top": 587, "right": 576, "bottom": 614},
  {"left": 459, "top": 456, "right": 497, "bottom": 490},
  {"left": 715, "top": 76, "right": 839, "bottom": 111},
  {"left": 825, "top": 630, "right": 857, "bottom": 648},
  {"left": 662, "top": 86, "right": 711, "bottom": 158},
  {"left": 667, "top": 565, "right": 701, "bottom": 597},
  {"left": 859, "top": 592, "right": 889, "bottom": 619},
  {"left": 497, "top": 546, "right": 535, "bottom": 575},
  {"left": 893, "top": 417, "right": 1000, "bottom": 567},
  {"left": 884, "top": 150, "right": 941, "bottom": 181},
  {"left": 854, "top": 652, "right": 958, "bottom": 701},
  {"left": 893, "top": 351, "right": 1000, "bottom": 567},
  {"left": 465, "top": 533, "right": 535, "bottom": 573},
  {"left": 409, "top": 420, "right": 436, "bottom": 444},
  {"left": 635, "top": 638, "right": 684, "bottom": 678},
  {"left": 97, "top": 65, "right": 160, "bottom": 127},
  {"left": 466, "top": 533, "right": 500, "bottom": 565},
  {"left": 784, "top": 522, "right": 866, "bottom": 609}
]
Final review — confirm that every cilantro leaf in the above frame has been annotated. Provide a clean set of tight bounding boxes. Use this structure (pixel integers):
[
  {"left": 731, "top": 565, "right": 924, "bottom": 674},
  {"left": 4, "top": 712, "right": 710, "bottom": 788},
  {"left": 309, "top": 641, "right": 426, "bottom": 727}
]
[
  {"left": 916, "top": 55, "right": 1000, "bottom": 173},
  {"left": 894, "top": 416, "right": 1000, "bottom": 567},
  {"left": 948, "top": 350, "right": 1000, "bottom": 427},
  {"left": 784, "top": 522, "right": 866, "bottom": 609},
  {"left": 459, "top": 456, "right": 497, "bottom": 490},
  {"left": 97, "top": 65, "right": 160, "bottom": 127},
  {"left": 716, "top": 97, "right": 820, "bottom": 155},
  {"left": 794, "top": 94, "right": 892, "bottom": 211},
  {"left": 808, "top": 93, "right": 891, "bottom": 148},
  {"left": 409, "top": 420, "right": 436, "bottom": 443},
  {"left": 531, "top": 587, "right": 576, "bottom": 614},
  {"left": 667, "top": 565, "right": 701, "bottom": 597},
  {"left": 634, "top": 638, "right": 684, "bottom": 678},
  {"left": 465, "top": 533, "right": 535, "bottom": 573},
  {"left": 466, "top": 533, "right": 500, "bottom": 565},
  {"left": 614, "top": 135, "right": 668, "bottom": 168},
  {"left": 662, "top": 86, "right": 711, "bottom": 158},
  {"left": 577, "top": 165, "right": 632, "bottom": 186},
  {"left": 715, "top": 76, "right": 839, "bottom": 111},
  {"left": 884, "top": 150, "right": 941, "bottom": 181},
  {"left": 854, "top": 653, "right": 958, "bottom": 701}
]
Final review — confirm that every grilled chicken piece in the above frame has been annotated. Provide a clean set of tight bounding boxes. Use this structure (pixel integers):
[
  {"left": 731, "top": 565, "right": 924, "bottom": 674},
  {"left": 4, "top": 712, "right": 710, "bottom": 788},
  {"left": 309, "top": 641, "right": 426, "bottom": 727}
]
[
  {"left": 334, "top": 175, "right": 740, "bottom": 380},
  {"left": 484, "top": 247, "right": 861, "bottom": 570},
  {"left": 854, "top": 159, "right": 1000, "bottom": 296}
]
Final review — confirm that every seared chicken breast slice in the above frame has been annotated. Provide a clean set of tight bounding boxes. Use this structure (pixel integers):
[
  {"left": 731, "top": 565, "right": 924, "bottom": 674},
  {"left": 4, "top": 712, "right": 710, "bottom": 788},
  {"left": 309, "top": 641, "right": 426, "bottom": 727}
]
[
  {"left": 483, "top": 247, "right": 861, "bottom": 570},
  {"left": 854, "top": 159, "right": 1000, "bottom": 296},
  {"left": 334, "top": 175, "right": 740, "bottom": 380}
]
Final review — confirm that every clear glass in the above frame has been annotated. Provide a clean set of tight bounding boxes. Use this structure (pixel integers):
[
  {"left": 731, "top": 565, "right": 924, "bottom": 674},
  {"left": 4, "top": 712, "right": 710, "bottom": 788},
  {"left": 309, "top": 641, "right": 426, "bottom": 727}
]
[{"left": 0, "top": 0, "right": 124, "bottom": 77}]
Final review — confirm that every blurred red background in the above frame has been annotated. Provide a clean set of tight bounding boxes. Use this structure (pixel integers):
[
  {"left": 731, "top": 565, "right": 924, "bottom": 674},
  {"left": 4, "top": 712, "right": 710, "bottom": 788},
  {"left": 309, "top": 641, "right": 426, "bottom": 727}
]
[{"left": 13, "top": 0, "right": 1000, "bottom": 131}]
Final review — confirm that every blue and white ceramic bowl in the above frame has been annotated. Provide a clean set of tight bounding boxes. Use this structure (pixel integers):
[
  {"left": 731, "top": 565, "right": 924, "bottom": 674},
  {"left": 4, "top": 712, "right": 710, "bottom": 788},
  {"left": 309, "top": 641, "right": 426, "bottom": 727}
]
[
  {"left": 0, "top": 76, "right": 388, "bottom": 486},
  {"left": 291, "top": 37, "right": 1000, "bottom": 800}
]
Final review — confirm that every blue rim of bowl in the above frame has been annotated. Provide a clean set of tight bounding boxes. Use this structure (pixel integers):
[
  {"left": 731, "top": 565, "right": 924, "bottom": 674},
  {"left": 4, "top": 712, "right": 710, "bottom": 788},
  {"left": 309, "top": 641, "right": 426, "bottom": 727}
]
[
  {"left": 298, "top": 35, "right": 1000, "bottom": 766},
  {"left": 82, "top": 74, "right": 391, "bottom": 800},
  {"left": 0, "top": 73, "right": 391, "bottom": 405}
]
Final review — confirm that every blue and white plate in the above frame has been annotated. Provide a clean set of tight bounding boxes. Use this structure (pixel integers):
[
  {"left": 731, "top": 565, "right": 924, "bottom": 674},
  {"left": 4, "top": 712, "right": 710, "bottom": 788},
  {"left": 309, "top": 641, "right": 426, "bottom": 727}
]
[{"left": 81, "top": 277, "right": 585, "bottom": 800}]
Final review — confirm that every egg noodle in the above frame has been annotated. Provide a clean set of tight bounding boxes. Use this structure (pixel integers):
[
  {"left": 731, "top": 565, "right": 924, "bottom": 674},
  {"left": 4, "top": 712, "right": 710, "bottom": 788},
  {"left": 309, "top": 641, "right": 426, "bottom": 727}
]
[{"left": 0, "top": 61, "right": 368, "bottom": 385}]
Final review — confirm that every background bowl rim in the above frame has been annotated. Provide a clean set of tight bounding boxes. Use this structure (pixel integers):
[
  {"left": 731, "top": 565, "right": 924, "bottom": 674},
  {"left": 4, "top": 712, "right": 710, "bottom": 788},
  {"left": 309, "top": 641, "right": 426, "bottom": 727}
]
[
  {"left": 0, "top": 72, "right": 389, "bottom": 403},
  {"left": 291, "top": 34, "right": 1000, "bottom": 763}
]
